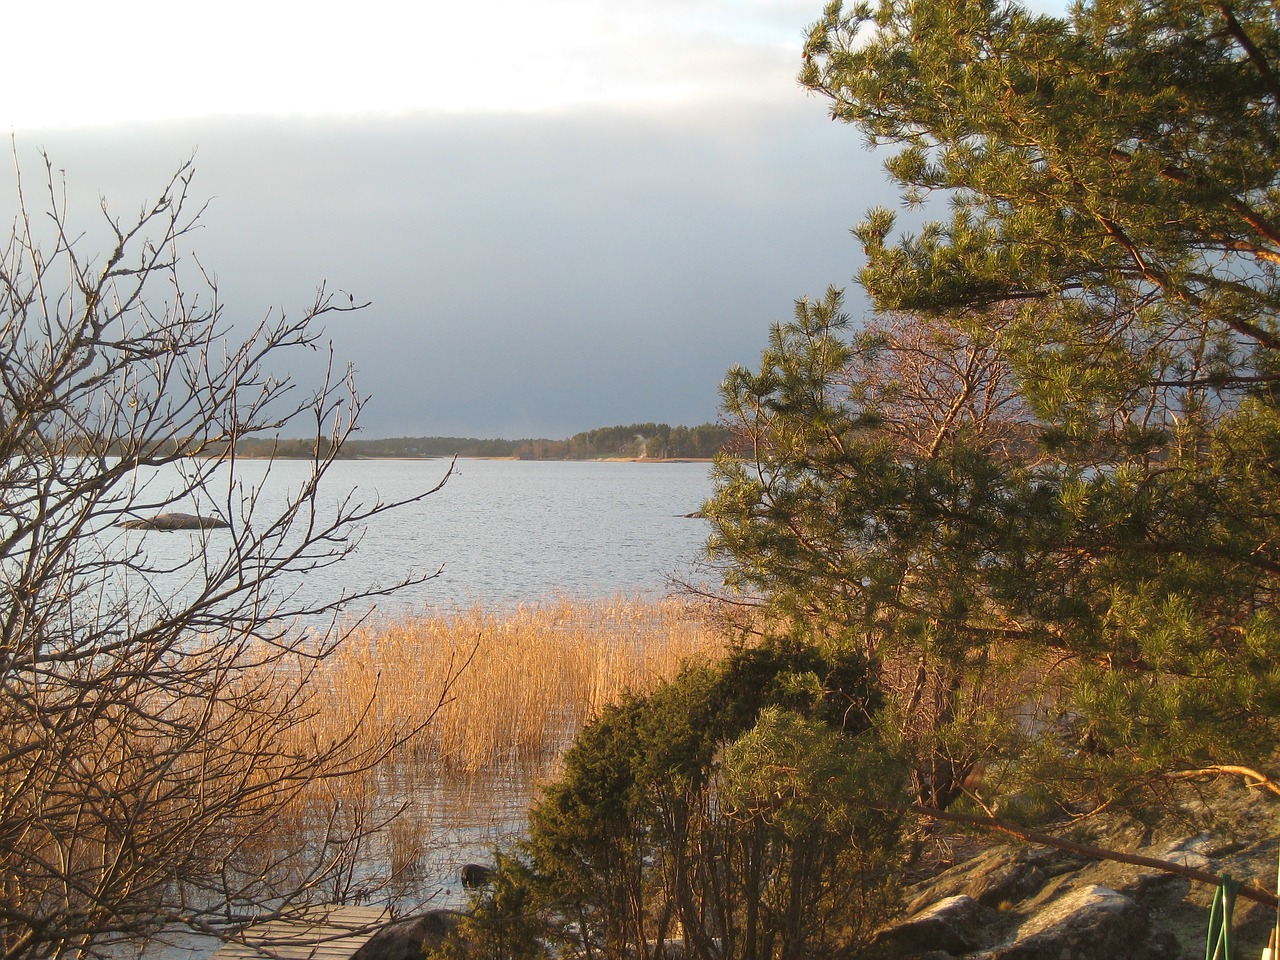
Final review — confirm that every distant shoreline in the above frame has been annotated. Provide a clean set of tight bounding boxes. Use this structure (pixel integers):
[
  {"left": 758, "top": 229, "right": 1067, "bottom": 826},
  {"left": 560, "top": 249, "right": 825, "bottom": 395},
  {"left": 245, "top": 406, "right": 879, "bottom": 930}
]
[
  {"left": 591, "top": 457, "right": 713, "bottom": 463},
  {"left": 229, "top": 454, "right": 715, "bottom": 463},
  {"left": 230, "top": 422, "right": 731, "bottom": 462}
]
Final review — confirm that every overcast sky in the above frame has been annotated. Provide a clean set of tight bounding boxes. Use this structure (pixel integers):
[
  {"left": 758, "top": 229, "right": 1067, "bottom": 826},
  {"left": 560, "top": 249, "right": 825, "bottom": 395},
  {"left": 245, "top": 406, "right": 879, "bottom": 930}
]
[{"left": 4, "top": 0, "right": 920, "bottom": 439}]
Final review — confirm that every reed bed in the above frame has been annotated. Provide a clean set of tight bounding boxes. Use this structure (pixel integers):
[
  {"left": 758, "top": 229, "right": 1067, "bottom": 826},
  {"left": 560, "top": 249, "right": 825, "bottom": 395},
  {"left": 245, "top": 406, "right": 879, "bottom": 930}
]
[
  {"left": 301, "top": 595, "right": 731, "bottom": 782},
  {"left": 210, "top": 596, "right": 733, "bottom": 903}
]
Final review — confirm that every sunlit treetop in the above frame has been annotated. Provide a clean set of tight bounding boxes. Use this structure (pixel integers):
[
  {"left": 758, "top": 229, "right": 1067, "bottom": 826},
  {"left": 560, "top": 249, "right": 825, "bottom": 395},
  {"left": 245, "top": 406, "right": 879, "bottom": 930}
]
[{"left": 800, "top": 0, "right": 1280, "bottom": 381}]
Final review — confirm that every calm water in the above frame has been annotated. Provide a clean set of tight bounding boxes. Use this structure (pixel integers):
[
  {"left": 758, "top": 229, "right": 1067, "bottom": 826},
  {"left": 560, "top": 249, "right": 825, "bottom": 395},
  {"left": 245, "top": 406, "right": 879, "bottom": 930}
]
[
  {"left": 110, "top": 457, "right": 718, "bottom": 620},
  {"left": 94, "top": 457, "right": 720, "bottom": 942}
]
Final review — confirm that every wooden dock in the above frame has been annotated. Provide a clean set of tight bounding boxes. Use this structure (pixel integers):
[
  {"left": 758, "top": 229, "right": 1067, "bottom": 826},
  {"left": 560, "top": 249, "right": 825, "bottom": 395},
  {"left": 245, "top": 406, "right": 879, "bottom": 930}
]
[{"left": 210, "top": 906, "right": 389, "bottom": 960}]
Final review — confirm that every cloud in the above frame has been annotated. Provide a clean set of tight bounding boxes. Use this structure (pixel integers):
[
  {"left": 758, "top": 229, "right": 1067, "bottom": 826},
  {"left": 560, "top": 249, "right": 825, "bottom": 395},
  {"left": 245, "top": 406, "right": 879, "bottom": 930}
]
[
  {"left": 0, "top": 0, "right": 1080, "bottom": 445},
  {"left": 6, "top": 93, "right": 893, "bottom": 438},
  {"left": 4, "top": 0, "right": 824, "bottom": 129}
]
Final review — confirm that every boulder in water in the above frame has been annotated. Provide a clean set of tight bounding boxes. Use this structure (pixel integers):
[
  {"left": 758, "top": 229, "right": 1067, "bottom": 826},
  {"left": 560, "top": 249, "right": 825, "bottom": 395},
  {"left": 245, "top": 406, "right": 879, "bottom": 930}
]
[{"left": 118, "top": 512, "right": 230, "bottom": 531}]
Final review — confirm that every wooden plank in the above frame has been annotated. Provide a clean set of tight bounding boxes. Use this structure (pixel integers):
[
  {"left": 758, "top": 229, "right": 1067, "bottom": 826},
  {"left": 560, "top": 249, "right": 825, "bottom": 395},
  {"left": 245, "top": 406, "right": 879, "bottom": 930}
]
[{"left": 211, "top": 906, "right": 389, "bottom": 960}]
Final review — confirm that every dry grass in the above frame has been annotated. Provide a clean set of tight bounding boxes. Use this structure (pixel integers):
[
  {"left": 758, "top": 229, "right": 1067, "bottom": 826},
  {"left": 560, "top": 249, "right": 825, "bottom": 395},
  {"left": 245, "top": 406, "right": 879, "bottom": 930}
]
[
  {"left": 302, "top": 595, "right": 731, "bottom": 781},
  {"left": 19, "top": 597, "right": 727, "bottom": 912},
  {"left": 214, "top": 596, "right": 732, "bottom": 902}
]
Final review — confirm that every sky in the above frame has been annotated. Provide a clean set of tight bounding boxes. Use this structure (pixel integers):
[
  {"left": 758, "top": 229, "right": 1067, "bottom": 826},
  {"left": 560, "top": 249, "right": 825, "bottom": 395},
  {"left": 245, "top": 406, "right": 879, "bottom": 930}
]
[{"left": 4, "top": 0, "right": 905, "bottom": 439}]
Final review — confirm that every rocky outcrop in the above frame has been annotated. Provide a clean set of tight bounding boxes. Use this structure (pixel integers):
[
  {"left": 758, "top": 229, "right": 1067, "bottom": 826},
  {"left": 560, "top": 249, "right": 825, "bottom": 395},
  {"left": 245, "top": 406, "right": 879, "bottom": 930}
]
[
  {"left": 868, "top": 786, "right": 1278, "bottom": 960},
  {"left": 349, "top": 911, "right": 464, "bottom": 960},
  {"left": 870, "top": 895, "right": 1002, "bottom": 956},
  {"left": 987, "top": 884, "right": 1174, "bottom": 960},
  {"left": 118, "top": 512, "right": 230, "bottom": 531},
  {"left": 875, "top": 883, "right": 1178, "bottom": 960}
]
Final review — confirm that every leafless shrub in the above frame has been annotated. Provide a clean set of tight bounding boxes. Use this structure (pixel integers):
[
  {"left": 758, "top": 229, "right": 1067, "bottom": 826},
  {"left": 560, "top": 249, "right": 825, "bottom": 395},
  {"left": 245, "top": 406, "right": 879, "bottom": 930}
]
[{"left": 0, "top": 154, "right": 450, "bottom": 960}]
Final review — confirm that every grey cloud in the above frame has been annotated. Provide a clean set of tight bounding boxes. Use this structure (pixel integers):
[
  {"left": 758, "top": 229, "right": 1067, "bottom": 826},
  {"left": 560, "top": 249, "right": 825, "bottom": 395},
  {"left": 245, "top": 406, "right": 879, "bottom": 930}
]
[{"left": 9, "top": 99, "right": 893, "bottom": 438}]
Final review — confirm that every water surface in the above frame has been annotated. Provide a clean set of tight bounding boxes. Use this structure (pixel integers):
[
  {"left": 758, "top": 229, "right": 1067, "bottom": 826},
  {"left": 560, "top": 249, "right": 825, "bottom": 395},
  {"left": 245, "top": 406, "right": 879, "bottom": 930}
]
[{"left": 114, "top": 457, "right": 717, "bottom": 619}]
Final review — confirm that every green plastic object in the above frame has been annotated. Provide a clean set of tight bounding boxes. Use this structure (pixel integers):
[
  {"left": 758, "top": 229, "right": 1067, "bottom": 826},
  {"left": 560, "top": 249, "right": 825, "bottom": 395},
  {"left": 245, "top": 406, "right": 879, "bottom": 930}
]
[{"left": 1205, "top": 874, "right": 1239, "bottom": 960}]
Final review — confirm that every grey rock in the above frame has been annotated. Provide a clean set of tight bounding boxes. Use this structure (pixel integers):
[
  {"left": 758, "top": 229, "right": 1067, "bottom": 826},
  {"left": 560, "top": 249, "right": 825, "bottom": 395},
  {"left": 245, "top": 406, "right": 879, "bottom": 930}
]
[
  {"left": 965, "top": 859, "right": 1048, "bottom": 909},
  {"left": 118, "top": 512, "right": 230, "bottom": 531},
  {"left": 984, "top": 885, "right": 1154, "bottom": 960},
  {"left": 876, "top": 782, "right": 1277, "bottom": 960},
  {"left": 1143, "top": 833, "right": 1213, "bottom": 872},
  {"left": 350, "top": 911, "right": 464, "bottom": 960},
  {"left": 871, "top": 895, "right": 1002, "bottom": 957}
]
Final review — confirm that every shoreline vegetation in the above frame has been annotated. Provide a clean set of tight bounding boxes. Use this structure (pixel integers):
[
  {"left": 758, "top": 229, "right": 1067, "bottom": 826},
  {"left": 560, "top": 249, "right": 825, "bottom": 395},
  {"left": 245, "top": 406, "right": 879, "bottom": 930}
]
[
  {"left": 312, "top": 595, "right": 731, "bottom": 779},
  {"left": 233, "top": 421, "right": 734, "bottom": 461},
  {"left": 261, "top": 596, "right": 732, "bottom": 898}
]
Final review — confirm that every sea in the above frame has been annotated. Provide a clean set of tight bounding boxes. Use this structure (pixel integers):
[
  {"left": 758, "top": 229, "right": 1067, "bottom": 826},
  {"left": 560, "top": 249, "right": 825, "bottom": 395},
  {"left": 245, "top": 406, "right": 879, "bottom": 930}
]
[
  {"left": 108, "top": 456, "right": 719, "bottom": 622},
  {"left": 97, "top": 457, "right": 720, "bottom": 958}
]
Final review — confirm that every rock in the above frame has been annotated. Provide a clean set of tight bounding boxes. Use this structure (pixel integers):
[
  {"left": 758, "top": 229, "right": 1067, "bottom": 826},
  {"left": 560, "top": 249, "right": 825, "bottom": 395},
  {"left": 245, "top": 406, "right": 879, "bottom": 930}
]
[
  {"left": 876, "top": 780, "right": 1278, "bottom": 960},
  {"left": 1143, "top": 832, "right": 1213, "bottom": 872},
  {"left": 984, "top": 885, "right": 1159, "bottom": 960},
  {"left": 118, "top": 512, "right": 230, "bottom": 531},
  {"left": 460, "top": 863, "right": 492, "bottom": 888},
  {"left": 870, "top": 895, "right": 1002, "bottom": 957},
  {"left": 964, "top": 858, "right": 1048, "bottom": 909},
  {"left": 350, "top": 911, "right": 464, "bottom": 960}
]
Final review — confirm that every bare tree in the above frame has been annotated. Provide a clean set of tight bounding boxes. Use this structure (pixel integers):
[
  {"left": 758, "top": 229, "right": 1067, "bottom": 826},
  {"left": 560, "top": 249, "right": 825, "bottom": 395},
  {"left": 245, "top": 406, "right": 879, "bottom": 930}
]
[{"left": 0, "top": 155, "right": 450, "bottom": 960}]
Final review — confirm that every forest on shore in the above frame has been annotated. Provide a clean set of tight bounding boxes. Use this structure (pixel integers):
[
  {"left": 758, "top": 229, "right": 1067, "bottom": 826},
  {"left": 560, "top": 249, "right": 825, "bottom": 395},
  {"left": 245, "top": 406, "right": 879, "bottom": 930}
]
[{"left": 233, "top": 421, "right": 733, "bottom": 460}]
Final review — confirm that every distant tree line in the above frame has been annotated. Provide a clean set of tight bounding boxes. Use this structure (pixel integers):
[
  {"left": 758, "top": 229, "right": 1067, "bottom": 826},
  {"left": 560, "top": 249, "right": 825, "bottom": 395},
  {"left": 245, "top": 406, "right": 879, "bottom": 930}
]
[
  {"left": 233, "top": 435, "right": 527, "bottom": 459},
  {"left": 232, "top": 422, "right": 731, "bottom": 460},
  {"left": 517, "top": 422, "right": 731, "bottom": 460}
]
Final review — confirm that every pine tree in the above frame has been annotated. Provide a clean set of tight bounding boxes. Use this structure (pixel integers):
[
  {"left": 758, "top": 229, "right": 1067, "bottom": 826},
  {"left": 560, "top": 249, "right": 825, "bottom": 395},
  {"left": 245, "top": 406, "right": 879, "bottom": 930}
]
[{"left": 708, "top": 0, "right": 1280, "bottom": 814}]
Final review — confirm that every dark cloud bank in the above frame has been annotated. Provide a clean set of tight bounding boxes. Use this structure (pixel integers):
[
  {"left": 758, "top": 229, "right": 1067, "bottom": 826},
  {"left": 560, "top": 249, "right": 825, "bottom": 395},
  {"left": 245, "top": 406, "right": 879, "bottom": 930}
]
[{"left": 12, "top": 101, "right": 893, "bottom": 438}]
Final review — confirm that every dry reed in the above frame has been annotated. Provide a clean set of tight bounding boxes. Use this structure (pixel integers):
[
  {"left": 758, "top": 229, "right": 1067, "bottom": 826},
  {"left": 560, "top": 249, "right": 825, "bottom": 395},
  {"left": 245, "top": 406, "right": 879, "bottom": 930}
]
[
  {"left": 206, "top": 596, "right": 731, "bottom": 901},
  {"left": 299, "top": 595, "right": 730, "bottom": 782}
]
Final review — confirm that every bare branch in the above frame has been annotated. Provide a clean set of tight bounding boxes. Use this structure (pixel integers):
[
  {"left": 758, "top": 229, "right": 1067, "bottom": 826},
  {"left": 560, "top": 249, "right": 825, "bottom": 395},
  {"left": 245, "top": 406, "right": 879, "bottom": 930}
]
[{"left": 0, "top": 156, "right": 450, "bottom": 959}]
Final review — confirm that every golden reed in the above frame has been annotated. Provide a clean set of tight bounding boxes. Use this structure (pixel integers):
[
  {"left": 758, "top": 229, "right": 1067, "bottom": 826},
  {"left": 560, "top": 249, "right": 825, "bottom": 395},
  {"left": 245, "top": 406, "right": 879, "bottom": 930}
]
[
  {"left": 297, "top": 595, "right": 730, "bottom": 781},
  {"left": 117, "top": 597, "right": 728, "bottom": 900}
]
